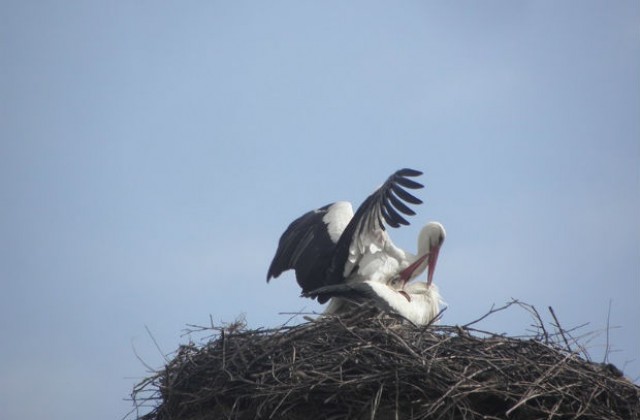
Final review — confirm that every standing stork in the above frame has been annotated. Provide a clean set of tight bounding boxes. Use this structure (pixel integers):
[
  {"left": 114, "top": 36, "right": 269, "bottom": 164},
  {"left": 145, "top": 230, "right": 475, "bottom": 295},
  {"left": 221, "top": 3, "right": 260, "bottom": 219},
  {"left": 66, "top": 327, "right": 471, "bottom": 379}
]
[{"left": 266, "top": 168, "right": 445, "bottom": 317}]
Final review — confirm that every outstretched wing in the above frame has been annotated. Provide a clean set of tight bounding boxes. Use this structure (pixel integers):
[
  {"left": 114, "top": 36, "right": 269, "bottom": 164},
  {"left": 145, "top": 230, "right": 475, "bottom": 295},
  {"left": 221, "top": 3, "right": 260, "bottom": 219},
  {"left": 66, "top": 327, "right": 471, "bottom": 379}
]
[
  {"left": 266, "top": 201, "right": 353, "bottom": 300},
  {"left": 326, "top": 168, "right": 424, "bottom": 285}
]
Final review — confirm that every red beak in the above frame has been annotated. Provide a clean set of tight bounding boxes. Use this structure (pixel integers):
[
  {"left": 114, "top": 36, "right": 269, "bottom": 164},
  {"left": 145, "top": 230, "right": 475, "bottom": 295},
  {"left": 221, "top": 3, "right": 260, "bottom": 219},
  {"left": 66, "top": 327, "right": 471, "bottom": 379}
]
[
  {"left": 398, "top": 252, "right": 430, "bottom": 284},
  {"left": 426, "top": 246, "right": 440, "bottom": 286}
]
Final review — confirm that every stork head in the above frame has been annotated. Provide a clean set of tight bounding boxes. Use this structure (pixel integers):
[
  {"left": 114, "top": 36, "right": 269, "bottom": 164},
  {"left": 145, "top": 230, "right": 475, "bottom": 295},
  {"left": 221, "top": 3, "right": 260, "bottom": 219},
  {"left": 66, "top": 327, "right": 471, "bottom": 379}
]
[
  {"left": 420, "top": 222, "right": 446, "bottom": 286},
  {"left": 397, "top": 222, "right": 446, "bottom": 286}
]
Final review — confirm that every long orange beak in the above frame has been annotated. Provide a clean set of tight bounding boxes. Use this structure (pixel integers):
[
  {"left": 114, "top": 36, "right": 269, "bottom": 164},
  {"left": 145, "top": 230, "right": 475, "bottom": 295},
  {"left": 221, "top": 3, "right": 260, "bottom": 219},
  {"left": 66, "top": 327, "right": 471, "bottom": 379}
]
[
  {"left": 398, "top": 253, "right": 430, "bottom": 285},
  {"left": 426, "top": 245, "right": 440, "bottom": 286}
]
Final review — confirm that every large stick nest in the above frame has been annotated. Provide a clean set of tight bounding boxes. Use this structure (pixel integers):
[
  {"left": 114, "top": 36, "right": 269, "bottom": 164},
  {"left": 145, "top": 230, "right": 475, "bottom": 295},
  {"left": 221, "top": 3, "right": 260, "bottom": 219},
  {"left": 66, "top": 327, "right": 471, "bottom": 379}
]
[{"left": 131, "top": 302, "right": 639, "bottom": 419}]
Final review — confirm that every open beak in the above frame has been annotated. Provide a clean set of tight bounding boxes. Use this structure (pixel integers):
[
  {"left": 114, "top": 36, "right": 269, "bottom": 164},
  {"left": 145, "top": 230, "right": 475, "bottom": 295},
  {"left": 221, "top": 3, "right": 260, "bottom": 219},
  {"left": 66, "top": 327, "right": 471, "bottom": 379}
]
[
  {"left": 398, "top": 252, "right": 430, "bottom": 285},
  {"left": 426, "top": 245, "right": 440, "bottom": 286}
]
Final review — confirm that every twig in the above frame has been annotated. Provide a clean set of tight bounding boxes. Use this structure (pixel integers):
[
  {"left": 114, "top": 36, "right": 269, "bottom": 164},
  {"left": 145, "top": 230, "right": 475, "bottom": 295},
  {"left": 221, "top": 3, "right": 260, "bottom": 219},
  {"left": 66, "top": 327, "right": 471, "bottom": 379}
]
[
  {"left": 462, "top": 300, "right": 519, "bottom": 328},
  {"left": 145, "top": 325, "right": 169, "bottom": 363},
  {"left": 604, "top": 299, "right": 613, "bottom": 364},
  {"left": 548, "top": 306, "right": 572, "bottom": 353}
]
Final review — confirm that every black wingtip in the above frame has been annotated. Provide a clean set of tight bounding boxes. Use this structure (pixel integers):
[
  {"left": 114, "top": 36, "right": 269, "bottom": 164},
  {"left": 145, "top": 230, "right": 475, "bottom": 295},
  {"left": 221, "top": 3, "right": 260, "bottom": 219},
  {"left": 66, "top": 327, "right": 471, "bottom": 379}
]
[
  {"left": 266, "top": 263, "right": 278, "bottom": 282},
  {"left": 303, "top": 284, "right": 341, "bottom": 299},
  {"left": 390, "top": 168, "right": 424, "bottom": 191},
  {"left": 301, "top": 289, "right": 331, "bottom": 304},
  {"left": 390, "top": 184, "right": 423, "bottom": 205},
  {"left": 396, "top": 168, "right": 423, "bottom": 177},
  {"left": 375, "top": 168, "right": 425, "bottom": 229},
  {"left": 395, "top": 176, "right": 423, "bottom": 190}
]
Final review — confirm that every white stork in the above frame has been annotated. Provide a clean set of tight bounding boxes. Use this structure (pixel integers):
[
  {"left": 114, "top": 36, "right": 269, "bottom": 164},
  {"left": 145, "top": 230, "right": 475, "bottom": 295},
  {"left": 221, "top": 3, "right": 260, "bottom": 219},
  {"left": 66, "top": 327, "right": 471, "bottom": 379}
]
[{"left": 266, "top": 168, "right": 445, "bottom": 321}]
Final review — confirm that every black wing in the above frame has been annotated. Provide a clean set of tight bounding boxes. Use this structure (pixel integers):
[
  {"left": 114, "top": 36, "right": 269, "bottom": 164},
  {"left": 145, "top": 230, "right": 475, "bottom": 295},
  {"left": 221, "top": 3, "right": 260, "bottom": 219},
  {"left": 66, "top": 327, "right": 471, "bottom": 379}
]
[
  {"left": 325, "top": 168, "right": 423, "bottom": 285},
  {"left": 303, "top": 282, "right": 379, "bottom": 302},
  {"left": 302, "top": 282, "right": 401, "bottom": 316},
  {"left": 266, "top": 202, "right": 353, "bottom": 302}
]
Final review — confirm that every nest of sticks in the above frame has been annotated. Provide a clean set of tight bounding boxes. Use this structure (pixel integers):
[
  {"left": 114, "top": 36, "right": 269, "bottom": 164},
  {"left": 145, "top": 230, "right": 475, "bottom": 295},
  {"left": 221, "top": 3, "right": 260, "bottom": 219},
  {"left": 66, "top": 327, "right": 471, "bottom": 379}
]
[{"left": 131, "top": 302, "right": 639, "bottom": 420}]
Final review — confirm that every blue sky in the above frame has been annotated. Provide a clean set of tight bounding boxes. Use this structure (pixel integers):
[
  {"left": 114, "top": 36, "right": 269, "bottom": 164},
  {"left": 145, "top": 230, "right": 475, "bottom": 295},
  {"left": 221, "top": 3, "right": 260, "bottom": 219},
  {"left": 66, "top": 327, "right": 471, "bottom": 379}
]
[{"left": 1, "top": 2, "right": 638, "bottom": 419}]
